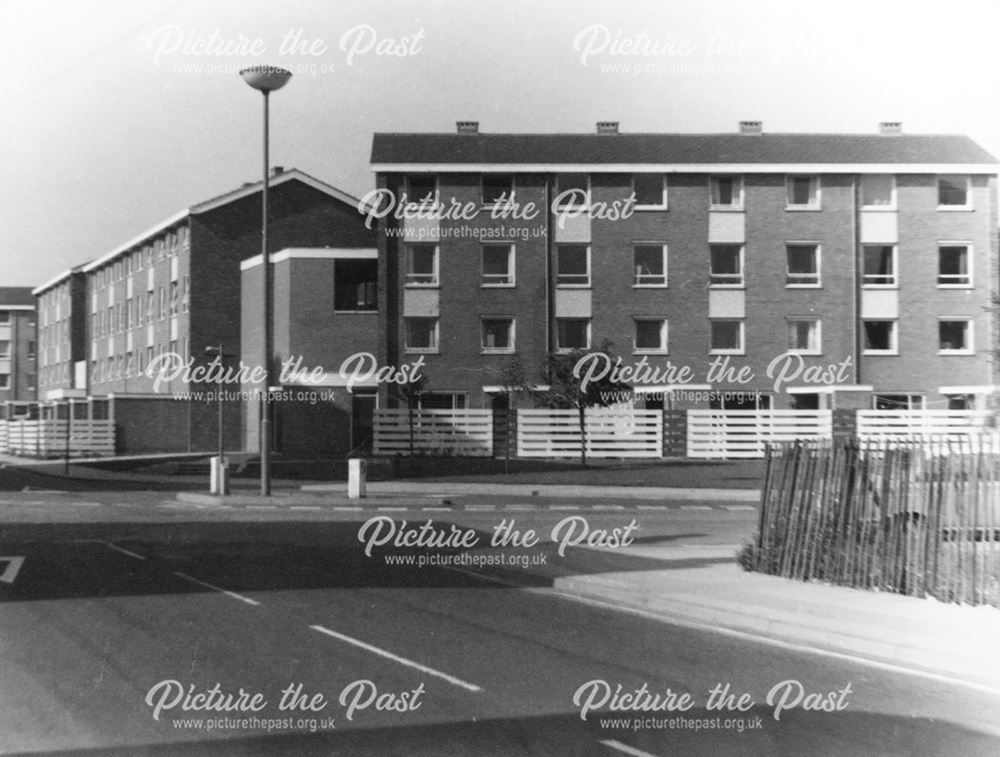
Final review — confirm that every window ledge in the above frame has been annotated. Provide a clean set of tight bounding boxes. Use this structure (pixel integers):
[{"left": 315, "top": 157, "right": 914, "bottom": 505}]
[
  {"left": 938, "top": 350, "right": 975, "bottom": 356},
  {"left": 708, "top": 205, "right": 745, "bottom": 212},
  {"left": 862, "top": 350, "right": 898, "bottom": 356},
  {"left": 481, "top": 283, "right": 516, "bottom": 289},
  {"left": 785, "top": 206, "right": 822, "bottom": 212},
  {"left": 632, "top": 283, "right": 669, "bottom": 289},
  {"left": 936, "top": 206, "right": 973, "bottom": 212},
  {"left": 633, "top": 204, "right": 668, "bottom": 212},
  {"left": 785, "top": 283, "right": 822, "bottom": 289}
]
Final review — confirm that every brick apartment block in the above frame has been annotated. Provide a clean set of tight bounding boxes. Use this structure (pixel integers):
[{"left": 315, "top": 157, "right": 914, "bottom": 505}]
[
  {"left": 0, "top": 288, "right": 37, "bottom": 406},
  {"left": 33, "top": 169, "right": 374, "bottom": 454},
  {"left": 370, "top": 121, "right": 999, "bottom": 414}
]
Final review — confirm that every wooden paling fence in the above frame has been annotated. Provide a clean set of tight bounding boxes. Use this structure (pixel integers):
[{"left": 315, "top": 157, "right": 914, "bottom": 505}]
[
  {"left": 373, "top": 409, "right": 493, "bottom": 457},
  {"left": 753, "top": 437, "right": 1000, "bottom": 607}
]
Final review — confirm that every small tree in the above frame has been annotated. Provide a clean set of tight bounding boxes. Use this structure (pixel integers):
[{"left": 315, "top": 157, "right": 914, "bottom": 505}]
[
  {"left": 494, "top": 355, "right": 531, "bottom": 472},
  {"left": 531, "top": 341, "right": 629, "bottom": 467},
  {"left": 391, "top": 374, "right": 428, "bottom": 457}
]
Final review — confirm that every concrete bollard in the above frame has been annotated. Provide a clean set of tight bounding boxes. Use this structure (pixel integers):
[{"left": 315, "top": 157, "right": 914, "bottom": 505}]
[
  {"left": 348, "top": 458, "right": 367, "bottom": 499},
  {"left": 210, "top": 456, "right": 229, "bottom": 495}
]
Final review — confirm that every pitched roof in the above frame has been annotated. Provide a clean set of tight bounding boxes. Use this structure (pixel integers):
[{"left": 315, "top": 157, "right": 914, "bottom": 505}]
[
  {"left": 371, "top": 132, "right": 998, "bottom": 169},
  {"left": 0, "top": 287, "right": 37, "bottom": 307},
  {"left": 81, "top": 169, "right": 360, "bottom": 274}
]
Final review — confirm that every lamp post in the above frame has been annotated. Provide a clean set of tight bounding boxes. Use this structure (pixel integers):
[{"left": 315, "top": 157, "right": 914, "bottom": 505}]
[{"left": 239, "top": 65, "right": 291, "bottom": 496}]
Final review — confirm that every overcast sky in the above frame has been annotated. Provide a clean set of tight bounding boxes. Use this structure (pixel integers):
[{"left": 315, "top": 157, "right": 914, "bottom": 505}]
[{"left": 2, "top": 0, "right": 999, "bottom": 288}]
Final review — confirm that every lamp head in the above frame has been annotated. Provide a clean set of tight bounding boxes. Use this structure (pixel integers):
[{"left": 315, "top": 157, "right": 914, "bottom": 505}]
[{"left": 239, "top": 65, "right": 292, "bottom": 93}]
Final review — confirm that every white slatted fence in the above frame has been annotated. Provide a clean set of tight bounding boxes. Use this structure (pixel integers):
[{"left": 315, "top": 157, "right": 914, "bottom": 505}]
[
  {"left": 373, "top": 409, "right": 493, "bottom": 456},
  {"left": 517, "top": 407, "right": 663, "bottom": 458},
  {"left": 856, "top": 410, "right": 993, "bottom": 442},
  {"left": 687, "top": 410, "right": 832, "bottom": 459}
]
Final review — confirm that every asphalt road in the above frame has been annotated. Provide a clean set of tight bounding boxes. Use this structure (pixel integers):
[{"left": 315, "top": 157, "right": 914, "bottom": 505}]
[{"left": 0, "top": 484, "right": 998, "bottom": 756}]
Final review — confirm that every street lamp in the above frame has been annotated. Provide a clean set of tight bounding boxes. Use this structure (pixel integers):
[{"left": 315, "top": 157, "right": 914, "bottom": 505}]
[{"left": 239, "top": 64, "right": 291, "bottom": 496}]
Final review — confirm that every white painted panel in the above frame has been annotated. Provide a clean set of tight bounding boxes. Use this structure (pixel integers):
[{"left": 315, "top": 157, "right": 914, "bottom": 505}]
[
  {"left": 708, "top": 288, "right": 746, "bottom": 318},
  {"left": 0, "top": 326, "right": 10, "bottom": 340},
  {"left": 402, "top": 288, "right": 440, "bottom": 317},
  {"left": 554, "top": 288, "right": 592, "bottom": 317},
  {"left": 861, "top": 289, "right": 898, "bottom": 318},
  {"left": 708, "top": 212, "right": 745, "bottom": 243},
  {"left": 0, "top": 360, "right": 10, "bottom": 373},
  {"left": 860, "top": 211, "right": 897, "bottom": 244},
  {"left": 170, "top": 257, "right": 179, "bottom": 281},
  {"left": 554, "top": 213, "right": 591, "bottom": 243},
  {"left": 107, "top": 337, "right": 114, "bottom": 355},
  {"left": 74, "top": 361, "right": 87, "bottom": 389},
  {"left": 402, "top": 216, "right": 439, "bottom": 242},
  {"left": 91, "top": 342, "right": 97, "bottom": 360},
  {"left": 126, "top": 332, "right": 133, "bottom": 351},
  {"left": 170, "top": 317, "right": 178, "bottom": 341},
  {"left": 147, "top": 267, "right": 155, "bottom": 291},
  {"left": 108, "top": 287, "right": 114, "bottom": 306},
  {"left": 127, "top": 277, "right": 133, "bottom": 298},
  {"left": 147, "top": 325, "right": 155, "bottom": 345}
]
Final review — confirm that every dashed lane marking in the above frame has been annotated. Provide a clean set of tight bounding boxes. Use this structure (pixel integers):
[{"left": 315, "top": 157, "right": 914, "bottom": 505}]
[
  {"left": 600, "top": 740, "right": 662, "bottom": 757},
  {"left": 310, "top": 624, "right": 483, "bottom": 693},
  {"left": 104, "top": 543, "right": 147, "bottom": 561}
]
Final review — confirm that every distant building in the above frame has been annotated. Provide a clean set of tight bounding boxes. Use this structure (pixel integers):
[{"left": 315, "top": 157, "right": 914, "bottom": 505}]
[
  {"left": 0, "top": 287, "right": 37, "bottom": 404},
  {"left": 369, "top": 121, "right": 999, "bottom": 413}
]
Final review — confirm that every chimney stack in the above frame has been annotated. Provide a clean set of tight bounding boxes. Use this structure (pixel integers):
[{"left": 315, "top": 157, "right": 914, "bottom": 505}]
[
  {"left": 739, "top": 121, "right": 763, "bottom": 135},
  {"left": 597, "top": 121, "right": 620, "bottom": 135},
  {"left": 456, "top": 121, "right": 479, "bottom": 135},
  {"left": 879, "top": 121, "right": 902, "bottom": 135}
]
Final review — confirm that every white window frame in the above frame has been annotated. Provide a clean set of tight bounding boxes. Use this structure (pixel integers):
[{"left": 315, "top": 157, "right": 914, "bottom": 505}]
[
  {"left": 785, "top": 242, "right": 821, "bottom": 287},
  {"left": 938, "top": 317, "right": 974, "bottom": 355},
  {"left": 709, "top": 244, "right": 744, "bottom": 288},
  {"left": 633, "top": 243, "right": 668, "bottom": 287},
  {"left": 709, "top": 319, "right": 745, "bottom": 355},
  {"left": 861, "top": 320, "right": 898, "bottom": 355},
  {"left": 709, "top": 175, "right": 744, "bottom": 210},
  {"left": 860, "top": 175, "right": 897, "bottom": 210},
  {"left": 862, "top": 244, "right": 898, "bottom": 288},
  {"left": 872, "top": 393, "right": 925, "bottom": 411},
  {"left": 405, "top": 175, "right": 438, "bottom": 208},
  {"left": 555, "top": 318, "right": 591, "bottom": 352},
  {"left": 937, "top": 242, "right": 973, "bottom": 288},
  {"left": 556, "top": 244, "right": 591, "bottom": 287},
  {"left": 632, "top": 174, "right": 667, "bottom": 210},
  {"left": 405, "top": 244, "right": 440, "bottom": 287},
  {"left": 633, "top": 318, "right": 669, "bottom": 354},
  {"left": 937, "top": 175, "right": 972, "bottom": 210},
  {"left": 786, "top": 318, "right": 822, "bottom": 355},
  {"left": 785, "top": 175, "right": 821, "bottom": 210},
  {"left": 481, "top": 244, "right": 515, "bottom": 287},
  {"left": 404, "top": 317, "right": 439, "bottom": 354},
  {"left": 481, "top": 317, "right": 515, "bottom": 354}
]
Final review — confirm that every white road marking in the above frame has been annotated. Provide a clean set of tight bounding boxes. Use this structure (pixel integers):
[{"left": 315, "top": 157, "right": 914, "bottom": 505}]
[
  {"left": 173, "top": 572, "right": 260, "bottom": 607},
  {"left": 680, "top": 505, "right": 712, "bottom": 511},
  {"left": 72, "top": 502, "right": 102, "bottom": 507},
  {"left": 290, "top": 506, "right": 322, "bottom": 511},
  {"left": 549, "top": 505, "right": 580, "bottom": 511},
  {"left": 724, "top": 505, "right": 755, "bottom": 511},
  {"left": 591, "top": 505, "right": 626, "bottom": 511},
  {"left": 0, "top": 557, "right": 25, "bottom": 584},
  {"left": 332, "top": 506, "right": 363, "bottom": 511},
  {"left": 104, "top": 543, "right": 147, "bottom": 561},
  {"left": 377, "top": 507, "right": 407, "bottom": 512},
  {"left": 465, "top": 505, "right": 494, "bottom": 511},
  {"left": 504, "top": 505, "right": 533, "bottom": 510},
  {"left": 422, "top": 506, "right": 451, "bottom": 511},
  {"left": 600, "top": 739, "right": 662, "bottom": 757},
  {"left": 309, "top": 624, "right": 483, "bottom": 692}
]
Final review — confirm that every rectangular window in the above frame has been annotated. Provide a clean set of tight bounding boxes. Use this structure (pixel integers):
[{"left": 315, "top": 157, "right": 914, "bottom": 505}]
[
  {"left": 182, "top": 275, "right": 190, "bottom": 312},
  {"left": 404, "top": 317, "right": 438, "bottom": 352},
  {"left": 862, "top": 320, "right": 897, "bottom": 354},
  {"left": 938, "top": 244, "right": 971, "bottom": 286},
  {"left": 787, "top": 318, "right": 821, "bottom": 354},
  {"left": 169, "top": 282, "right": 179, "bottom": 316},
  {"left": 0, "top": 340, "right": 9, "bottom": 358},
  {"left": 710, "top": 319, "right": 744, "bottom": 354},
  {"left": 158, "top": 287, "right": 167, "bottom": 320},
  {"left": 632, "top": 174, "right": 666, "bottom": 208},
  {"left": 334, "top": 259, "right": 378, "bottom": 311},
  {"left": 709, "top": 244, "right": 743, "bottom": 287},
  {"left": 710, "top": 392, "right": 771, "bottom": 410},
  {"left": 0, "top": 374, "right": 8, "bottom": 390},
  {"left": 634, "top": 318, "right": 668, "bottom": 353},
  {"left": 405, "top": 244, "right": 439, "bottom": 286},
  {"left": 861, "top": 175, "right": 896, "bottom": 208},
  {"left": 481, "top": 244, "right": 514, "bottom": 286},
  {"left": 405, "top": 175, "right": 437, "bottom": 205},
  {"left": 786, "top": 175, "right": 820, "bottom": 208},
  {"left": 0, "top": 311, "right": 7, "bottom": 324},
  {"left": 873, "top": 394, "right": 924, "bottom": 410},
  {"left": 939, "top": 319, "right": 973, "bottom": 354},
  {"left": 126, "top": 298, "right": 133, "bottom": 329},
  {"left": 481, "top": 318, "right": 514, "bottom": 353},
  {"left": 556, "top": 245, "right": 590, "bottom": 286},
  {"left": 938, "top": 175, "right": 970, "bottom": 208},
  {"left": 634, "top": 244, "right": 667, "bottom": 286},
  {"left": 417, "top": 393, "right": 467, "bottom": 410},
  {"left": 786, "top": 244, "right": 820, "bottom": 286},
  {"left": 709, "top": 176, "right": 743, "bottom": 208},
  {"left": 555, "top": 174, "right": 589, "bottom": 207},
  {"left": 556, "top": 318, "right": 590, "bottom": 351},
  {"left": 862, "top": 245, "right": 896, "bottom": 286},
  {"left": 482, "top": 174, "right": 514, "bottom": 205}
]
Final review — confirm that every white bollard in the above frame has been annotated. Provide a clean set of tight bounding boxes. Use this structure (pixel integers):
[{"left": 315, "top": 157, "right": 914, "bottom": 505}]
[
  {"left": 210, "top": 456, "right": 229, "bottom": 495},
  {"left": 348, "top": 458, "right": 367, "bottom": 499}
]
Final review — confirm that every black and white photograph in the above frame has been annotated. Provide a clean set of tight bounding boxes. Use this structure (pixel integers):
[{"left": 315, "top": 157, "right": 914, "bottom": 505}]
[{"left": 2, "top": 1, "right": 999, "bottom": 754}]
